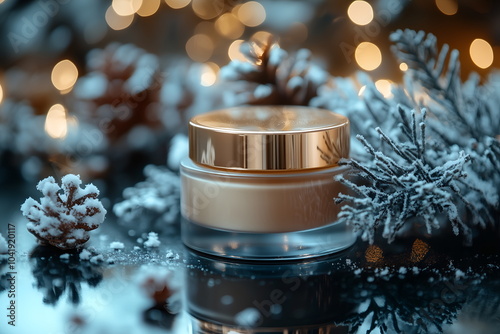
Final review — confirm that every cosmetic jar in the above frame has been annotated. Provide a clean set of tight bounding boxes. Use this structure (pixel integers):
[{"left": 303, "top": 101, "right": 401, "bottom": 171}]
[{"left": 180, "top": 106, "right": 356, "bottom": 260}]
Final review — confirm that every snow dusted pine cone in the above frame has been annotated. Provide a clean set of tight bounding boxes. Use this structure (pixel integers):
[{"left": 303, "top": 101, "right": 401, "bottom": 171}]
[
  {"left": 21, "top": 174, "right": 106, "bottom": 250},
  {"left": 220, "top": 36, "right": 329, "bottom": 106},
  {"left": 74, "top": 43, "right": 163, "bottom": 142}
]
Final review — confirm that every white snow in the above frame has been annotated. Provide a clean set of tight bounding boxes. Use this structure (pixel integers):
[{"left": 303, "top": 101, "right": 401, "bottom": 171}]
[
  {"left": 21, "top": 175, "right": 107, "bottom": 248},
  {"left": 110, "top": 242, "right": 125, "bottom": 250},
  {"left": 144, "top": 232, "right": 161, "bottom": 248},
  {"left": 167, "top": 133, "right": 189, "bottom": 170},
  {"left": 60, "top": 253, "right": 70, "bottom": 260},
  {"left": 235, "top": 307, "right": 261, "bottom": 327},
  {"left": 79, "top": 249, "right": 92, "bottom": 260},
  {"left": 90, "top": 254, "right": 104, "bottom": 264}
]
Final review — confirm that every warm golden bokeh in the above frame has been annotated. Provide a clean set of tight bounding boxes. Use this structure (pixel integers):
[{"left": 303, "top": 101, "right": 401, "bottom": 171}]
[
  {"left": 355, "top": 42, "right": 382, "bottom": 71},
  {"left": 228, "top": 39, "right": 246, "bottom": 61},
  {"left": 45, "top": 104, "right": 68, "bottom": 139},
  {"left": 165, "top": 0, "right": 190, "bottom": 9},
  {"left": 51, "top": 60, "right": 79, "bottom": 93},
  {"left": 137, "top": 0, "right": 161, "bottom": 17},
  {"left": 435, "top": 0, "right": 458, "bottom": 15},
  {"left": 215, "top": 13, "right": 244, "bottom": 39},
  {"left": 470, "top": 38, "right": 494, "bottom": 69},
  {"left": 106, "top": 6, "right": 134, "bottom": 30},
  {"left": 347, "top": 0, "right": 374, "bottom": 26},
  {"left": 186, "top": 34, "right": 214, "bottom": 62},
  {"left": 112, "top": 0, "right": 143, "bottom": 16},
  {"left": 375, "top": 79, "right": 393, "bottom": 98},
  {"left": 237, "top": 1, "right": 266, "bottom": 27}
]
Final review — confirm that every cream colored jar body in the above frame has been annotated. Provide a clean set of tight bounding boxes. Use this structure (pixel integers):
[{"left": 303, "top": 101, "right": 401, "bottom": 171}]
[{"left": 181, "top": 159, "right": 349, "bottom": 233}]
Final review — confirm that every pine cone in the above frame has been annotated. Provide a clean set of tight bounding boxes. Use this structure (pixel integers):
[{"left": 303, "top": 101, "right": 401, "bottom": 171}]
[
  {"left": 74, "top": 43, "right": 163, "bottom": 142},
  {"left": 21, "top": 174, "right": 107, "bottom": 250},
  {"left": 220, "top": 36, "right": 329, "bottom": 106}
]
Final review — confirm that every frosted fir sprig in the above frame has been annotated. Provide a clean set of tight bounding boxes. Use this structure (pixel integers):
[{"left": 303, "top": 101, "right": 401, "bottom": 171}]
[
  {"left": 335, "top": 108, "right": 490, "bottom": 244},
  {"left": 113, "top": 165, "right": 180, "bottom": 232},
  {"left": 20, "top": 174, "right": 107, "bottom": 250}
]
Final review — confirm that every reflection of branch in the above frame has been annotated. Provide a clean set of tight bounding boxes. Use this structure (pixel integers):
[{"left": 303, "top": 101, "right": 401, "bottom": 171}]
[
  {"left": 318, "top": 132, "right": 342, "bottom": 165},
  {"left": 336, "top": 270, "right": 467, "bottom": 334},
  {"left": 30, "top": 246, "right": 103, "bottom": 305}
]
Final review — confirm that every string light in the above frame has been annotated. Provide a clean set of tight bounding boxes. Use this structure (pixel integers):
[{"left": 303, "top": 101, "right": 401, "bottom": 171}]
[
  {"left": 228, "top": 40, "right": 246, "bottom": 61},
  {"left": 45, "top": 104, "right": 68, "bottom": 139},
  {"left": 355, "top": 42, "right": 382, "bottom": 71},
  {"left": 105, "top": 6, "right": 134, "bottom": 30},
  {"left": 237, "top": 1, "right": 266, "bottom": 27},
  {"left": 435, "top": 0, "right": 457, "bottom": 15},
  {"left": 375, "top": 79, "right": 393, "bottom": 98},
  {"left": 137, "top": 0, "right": 160, "bottom": 17},
  {"left": 51, "top": 59, "right": 78, "bottom": 93},
  {"left": 165, "top": 0, "right": 190, "bottom": 9},
  {"left": 186, "top": 34, "right": 214, "bottom": 62},
  {"left": 399, "top": 62, "right": 408, "bottom": 71},
  {"left": 347, "top": 1, "right": 374, "bottom": 26},
  {"left": 470, "top": 38, "right": 494, "bottom": 69},
  {"left": 215, "top": 13, "right": 244, "bottom": 39},
  {"left": 112, "top": 0, "right": 142, "bottom": 16}
]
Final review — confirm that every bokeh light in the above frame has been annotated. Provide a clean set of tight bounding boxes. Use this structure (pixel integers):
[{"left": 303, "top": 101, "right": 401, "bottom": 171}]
[
  {"left": 228, "top": 40, "right": 246, "bottom": 61},
  {"left": 435, "top": 0, "right": 458, "bottom": 15},
  {"left": 399, "top": 62, "right": 408, "bottom": 71},
  {"left": 106, "top": 6, "right": 134, "bottom": 30},
  {"left": 137, "top": 0, "right": 160, "bottom": 17},
  {"left": 192, "top": 0, "right": 223, "bottom": 20},
  {"left": 51, "top": 59, "right": 78, "bottom": 92},
  {"left": 165, "top": 0, "right": 190, "bottom": 9},
  {"left": 200, "top": 62, "right": 219, "bottom": 87},
  {"left": 355, "top": 42, "right": 382, "bottom": 71},
  {"left": 251, "top": 31, "right": 273, "bottom": 45},
  {"left": 237, "top": 1, "right": 266, "bottom": 27},
  {"left": 186, "top": 34, "right": 214, "bottom": 62},
  {"left": 45, "top": 104, "right": 68, "bottom": 139},
  {"left": 470, "top": 38, "right": 494, "bottom": 69},
  {"left": 0, "top": 84, "right": 3, "bottom": 105},
  {"left": 375, "top": 79, "right": 393, "bottom": 98},
  {"left": 215, "top": 13, "right": 244, "bottom": 39},
  {"left": 112, "top": 0, "right": 143, "bottom": 16},
  {"left": 347, "top": 1, "right": 374, "bottom": 26}
]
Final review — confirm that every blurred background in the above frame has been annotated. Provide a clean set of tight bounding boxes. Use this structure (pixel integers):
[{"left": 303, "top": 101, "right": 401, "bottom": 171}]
[{"left": 0, "top": 0, "right": 498, "bottom": 189}]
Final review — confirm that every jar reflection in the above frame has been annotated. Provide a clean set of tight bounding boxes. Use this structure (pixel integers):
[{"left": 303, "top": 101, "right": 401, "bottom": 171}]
[{"left": 185, "top": 249, "right": 355, "bottom": 333}]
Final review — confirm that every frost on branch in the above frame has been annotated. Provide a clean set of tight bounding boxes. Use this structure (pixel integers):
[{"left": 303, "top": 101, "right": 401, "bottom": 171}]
[
  {"left": 336, "top": 108, "right": 491, "bottom": 245},
  {"left": 113, "top": 165, "right": 180, "bottom": 233},
  {"left": 20, "top": 174, "right": 107, "bottom": 250}
]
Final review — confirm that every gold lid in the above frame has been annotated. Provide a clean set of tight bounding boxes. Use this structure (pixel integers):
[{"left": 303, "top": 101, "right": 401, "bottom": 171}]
[{"left": 188, "top": 106, "right": 350, "bottom": 171}]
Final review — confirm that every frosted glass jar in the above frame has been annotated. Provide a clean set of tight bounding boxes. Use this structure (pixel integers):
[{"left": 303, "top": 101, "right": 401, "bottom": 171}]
[{"left": 180, "top": 106, "right": 356, "bottom": 260}]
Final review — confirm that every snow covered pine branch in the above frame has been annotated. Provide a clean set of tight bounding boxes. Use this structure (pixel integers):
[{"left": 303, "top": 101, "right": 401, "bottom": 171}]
[{"left": 21, "top": 174, "right": 106, "bottom": 250}]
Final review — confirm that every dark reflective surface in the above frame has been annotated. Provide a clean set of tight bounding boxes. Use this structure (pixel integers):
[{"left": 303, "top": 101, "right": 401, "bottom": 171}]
[{"left": 0, "top": 193, "right": 499, "bottom": 334}]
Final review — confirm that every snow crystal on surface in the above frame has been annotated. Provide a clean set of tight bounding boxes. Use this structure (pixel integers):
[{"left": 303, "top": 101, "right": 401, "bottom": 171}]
[
  {"left": 235, "top": 307, "right": 261, "bottom": 327},
  {"left": 79, "top": 249, "right": 92, "bottom": 260},
  {"left": 144, "top": 232, "right": 161, "bottom": 248},
  {"left": 110, "top": 242, "right": 125, "bottom": 250},
  {"left": 90, "top": 254, "right": 104, "bottom": 264},
  {"left": 60, "top": 253, "right": 70, "bottom": 260}
]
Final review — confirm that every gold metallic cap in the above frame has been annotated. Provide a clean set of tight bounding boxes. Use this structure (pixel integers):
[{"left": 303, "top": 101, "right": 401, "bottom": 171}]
[{"left": 189, "top": 106, "right": 350, "bottom": 171}]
